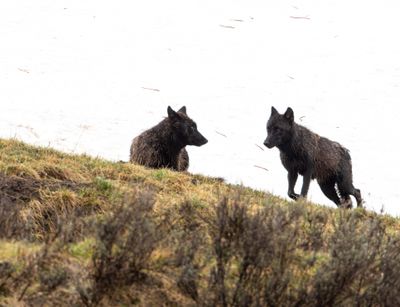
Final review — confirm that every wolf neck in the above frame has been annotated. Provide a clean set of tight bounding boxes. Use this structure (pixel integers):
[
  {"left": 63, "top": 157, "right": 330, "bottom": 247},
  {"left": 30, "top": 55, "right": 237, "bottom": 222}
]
[
  {"left": 277, "top": 123, "right": 303, "bottom": 153},
  {"left": 157, "top": 119, "right": 186, "bottom": 154}
]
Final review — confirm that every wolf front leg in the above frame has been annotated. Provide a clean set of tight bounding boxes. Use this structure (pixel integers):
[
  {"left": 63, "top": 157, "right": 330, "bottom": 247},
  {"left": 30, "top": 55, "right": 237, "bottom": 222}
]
[
  {"left": 287, "top": 170, "right": 300, "bottom": 200},
  {"left": 300, "top": 165, "right": 313, "bottom": 198}
]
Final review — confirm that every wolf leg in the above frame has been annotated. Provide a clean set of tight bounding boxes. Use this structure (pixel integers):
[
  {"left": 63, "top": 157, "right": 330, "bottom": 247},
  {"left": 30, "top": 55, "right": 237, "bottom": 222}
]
[
  {"left": 338, "top": 177, "right": 363, "bottom": 208},
  {"left": 353, "top": 188, "right": 363, "bottom": 208},
  {"left": 318, "top": 178, "right": 341, "bottom": 206},
  {"left": 300, "top": 167, "right": 313, "bottom": 198},
  {"left": 340, "top": 196, "right": 353, "bottom": 209},
  {"left": 287, "top": 171, "right": 300, "bottom": 200}
]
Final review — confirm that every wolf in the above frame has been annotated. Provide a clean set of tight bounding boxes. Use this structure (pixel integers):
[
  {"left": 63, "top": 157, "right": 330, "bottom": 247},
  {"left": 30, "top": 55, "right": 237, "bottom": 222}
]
[
  {"left": 263, "top": 107, "right": 362, "bottom": 208},
  {"left": 130, "top": 106, "right": 208, "bottom": 171}
]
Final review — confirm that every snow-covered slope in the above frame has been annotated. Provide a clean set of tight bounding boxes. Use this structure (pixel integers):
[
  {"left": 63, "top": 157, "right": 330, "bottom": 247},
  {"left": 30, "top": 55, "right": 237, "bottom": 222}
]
[{"left": 1, "top": 0, "right": 399, "bottom": 214}]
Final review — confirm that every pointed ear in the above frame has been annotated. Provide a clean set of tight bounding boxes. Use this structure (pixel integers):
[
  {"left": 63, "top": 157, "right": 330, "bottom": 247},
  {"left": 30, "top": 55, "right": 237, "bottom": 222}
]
[
  {"left": 271, "top": 106, "right": 278, "bottom": 116},
  {"left": 177, "top": 106, "right": 187, "bottom": 114},
  {"left": 167, "top": 106, "right": 178, "bottom": 119},
  {"left": 284, "top": 107, "right": 294, "bottom": 123}
]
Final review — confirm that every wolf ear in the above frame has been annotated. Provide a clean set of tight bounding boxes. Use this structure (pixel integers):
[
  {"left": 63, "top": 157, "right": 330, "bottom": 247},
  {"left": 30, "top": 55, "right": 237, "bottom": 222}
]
[
  {"left": 167, "top": 106, "right": 179, "bottom": 120},
  {"left": 177, "top": 106, "right": 187, "bottom": 114},
  {"left": 271, "top": 106, "right": 278, "bottom": 116},
  {"left": 284, "top": 107, "right": 294, "bottom": 123}
]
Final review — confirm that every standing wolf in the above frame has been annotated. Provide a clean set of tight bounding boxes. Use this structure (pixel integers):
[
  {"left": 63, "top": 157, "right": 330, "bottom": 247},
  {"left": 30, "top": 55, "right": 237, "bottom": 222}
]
[
  {"left": 264, "top": 107, "right": 362, "bottom": 208},
  {"left": 130, "top": 106, "right": 208, "bottom": 171}
]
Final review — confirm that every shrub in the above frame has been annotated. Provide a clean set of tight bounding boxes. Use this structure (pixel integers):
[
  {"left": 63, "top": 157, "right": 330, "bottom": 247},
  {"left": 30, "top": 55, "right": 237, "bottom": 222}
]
[{"left": 76, "top": 189, "right": 167, "bottom": 306}]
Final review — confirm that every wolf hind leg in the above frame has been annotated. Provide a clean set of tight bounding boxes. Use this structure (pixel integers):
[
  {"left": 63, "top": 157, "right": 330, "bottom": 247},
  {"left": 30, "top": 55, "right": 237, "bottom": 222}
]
[
  {"left": 337, "top": 178, "right": 363, "bottom": 208},
  {"left": 353, "top": 188, "right": 363, "bottom": 207},
  {"left": 340, "top": 195, "right": 353, "bottom": 209},
  {"left": 318, "top": 178, "right": 341, "bottom": 206}
]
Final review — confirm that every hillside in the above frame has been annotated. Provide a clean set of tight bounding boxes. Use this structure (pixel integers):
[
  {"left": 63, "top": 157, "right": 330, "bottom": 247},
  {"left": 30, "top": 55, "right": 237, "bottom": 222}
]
[{"left": 1, "top": 138, "right": 400, "bottom": 306}]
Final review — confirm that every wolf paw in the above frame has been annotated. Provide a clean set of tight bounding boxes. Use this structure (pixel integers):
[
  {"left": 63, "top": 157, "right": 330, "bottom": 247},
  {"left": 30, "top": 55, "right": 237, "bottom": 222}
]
[
  {"left": 288, "top": 192, "right": 300, "bottom": 200},
  {"left": 340, "top": 198, "right": 353, "bottom": 209}
]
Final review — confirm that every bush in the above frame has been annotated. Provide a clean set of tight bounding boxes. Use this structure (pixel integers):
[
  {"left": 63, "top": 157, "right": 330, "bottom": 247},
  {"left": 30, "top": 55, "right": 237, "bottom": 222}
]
[
  {"left": 204, "top": 197, "right": 304, "bottom": 306},
  {"left": 77, "top": 189, "right": 168, "bottom": 306}
]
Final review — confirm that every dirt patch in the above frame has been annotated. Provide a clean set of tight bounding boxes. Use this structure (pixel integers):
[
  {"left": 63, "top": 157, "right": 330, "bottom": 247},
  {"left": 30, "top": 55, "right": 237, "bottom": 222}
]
[
  {"left": 0, "top": 174, "right": 42, "bottom": 240},
  {"left": 0, "top": 173, "right": 87, "bottom": 205},
  {"left": 0, "top": 173, "right": 93, "bottom": 240},
  {"left": 0, "top": 173, "right": 41, "bottom": 204}
]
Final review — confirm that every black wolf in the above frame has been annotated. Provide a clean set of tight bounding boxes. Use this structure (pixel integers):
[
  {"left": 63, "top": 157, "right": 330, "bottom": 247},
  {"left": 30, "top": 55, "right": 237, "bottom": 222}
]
[
  {"left": 264, "top": 107, "right": 362, "bottom": 208},
  {"left": 130, "top": 106, "right": 208, "bottom": 171}
]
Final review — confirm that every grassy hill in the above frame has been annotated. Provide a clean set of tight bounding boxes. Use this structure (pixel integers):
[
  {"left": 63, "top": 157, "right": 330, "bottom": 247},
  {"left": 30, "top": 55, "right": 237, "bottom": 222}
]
[{"left": 1, "top": 138, "right": 400, "bottom": 306}]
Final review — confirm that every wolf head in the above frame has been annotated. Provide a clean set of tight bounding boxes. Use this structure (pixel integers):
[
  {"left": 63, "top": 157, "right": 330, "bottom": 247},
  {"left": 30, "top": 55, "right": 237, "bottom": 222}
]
[
  {"left": 264, "top": 107, "right": 294, "bottom": 149},
  {"left": 167, "top": 106, "right": 208, "bottom": 146}
]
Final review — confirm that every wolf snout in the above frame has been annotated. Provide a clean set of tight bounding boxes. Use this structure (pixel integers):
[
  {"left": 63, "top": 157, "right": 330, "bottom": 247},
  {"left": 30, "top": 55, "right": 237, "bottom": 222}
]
[
  {"left": 192, "top": 132, "right": 208, "bottom": 146},
  {"left": 263, "top": 139, "right": 273, "bottom": 149},
  {"left": 199, "top": 136, "right": 208, "bottom": 146}
]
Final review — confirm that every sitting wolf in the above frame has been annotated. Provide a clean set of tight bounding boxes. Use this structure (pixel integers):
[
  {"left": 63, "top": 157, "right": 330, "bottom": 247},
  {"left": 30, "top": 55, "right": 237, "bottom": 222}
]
[
  {"left": 130, "top": 106, "right": 208, "bottom": 171},
  {"left": 264, "top": 107, "right": 362, "bottom": 208}
]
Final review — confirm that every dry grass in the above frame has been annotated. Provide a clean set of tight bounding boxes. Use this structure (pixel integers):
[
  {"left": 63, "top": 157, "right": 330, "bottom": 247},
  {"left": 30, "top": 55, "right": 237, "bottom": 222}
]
[{"left": 1, "top": 138, "right": 400, "bottom": 306}]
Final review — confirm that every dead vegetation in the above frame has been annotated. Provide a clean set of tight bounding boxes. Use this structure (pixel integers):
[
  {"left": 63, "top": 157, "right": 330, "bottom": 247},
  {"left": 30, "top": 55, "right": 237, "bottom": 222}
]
[{"left": 1, "top": 138, "right": 400, "bottom": 306}]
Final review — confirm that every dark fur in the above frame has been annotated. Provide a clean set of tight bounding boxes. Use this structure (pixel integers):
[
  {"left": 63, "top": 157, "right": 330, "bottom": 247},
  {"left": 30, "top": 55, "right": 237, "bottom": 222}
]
[
  {"left": 264, "top": 107, "right": 362, "bottom": 208},
  {"left": 130, "top": 106, "right": 207, "bottom": 171}
]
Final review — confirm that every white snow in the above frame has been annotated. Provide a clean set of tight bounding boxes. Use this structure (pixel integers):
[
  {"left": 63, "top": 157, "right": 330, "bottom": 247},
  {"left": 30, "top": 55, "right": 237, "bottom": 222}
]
[{"left": 1, "top": 0, "right": 399, "bottom": 214}]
